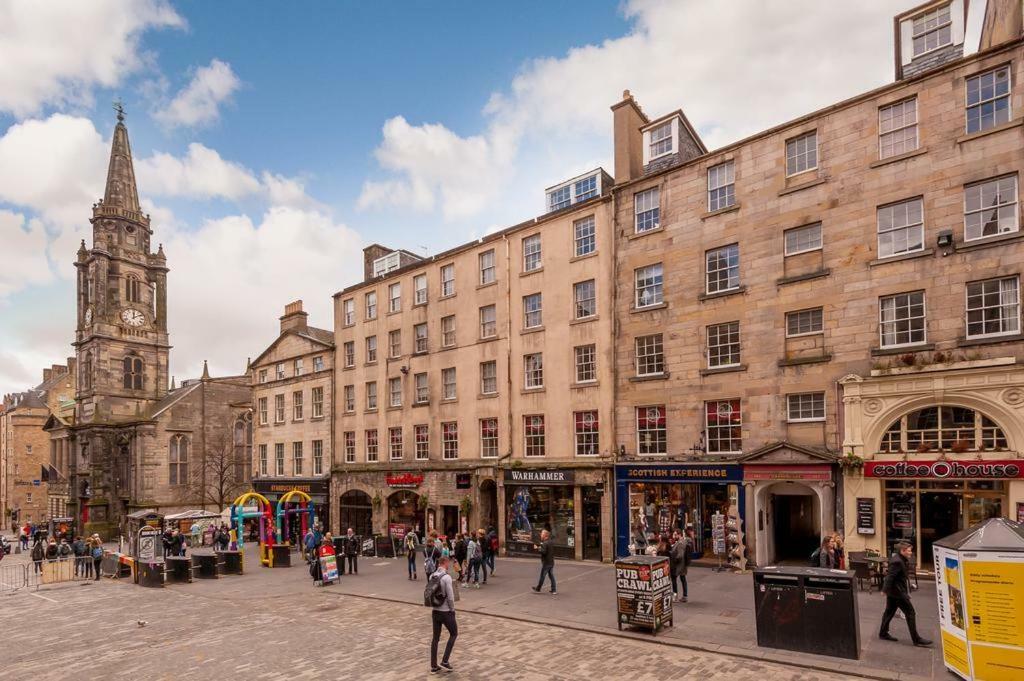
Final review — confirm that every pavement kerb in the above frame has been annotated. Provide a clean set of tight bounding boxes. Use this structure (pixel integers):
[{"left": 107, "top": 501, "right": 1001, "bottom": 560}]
[{"left": 325, "top": 589, "right": 928, "bottom": 681}]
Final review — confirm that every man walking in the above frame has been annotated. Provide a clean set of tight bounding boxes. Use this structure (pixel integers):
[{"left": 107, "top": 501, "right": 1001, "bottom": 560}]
[
  {"left": 484, "top": 526, "right": 497, "bottom": 576},
  {"left": 530, "top": 529, "right": 556, "bottom": 595},
  {"left": 878, "top": 542, "right": 932, "bottom": 647},
  {"left": 670, "top": 529, "right": 692, "bottom": 602},
  {"left": 427, "top": 555, "right": 457, "bottom": 673},
  {"left": 343, "top": 528, "right": 359, "bottom": 575}
]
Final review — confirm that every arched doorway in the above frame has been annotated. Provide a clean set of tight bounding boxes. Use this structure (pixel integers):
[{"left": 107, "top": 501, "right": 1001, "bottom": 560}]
[
  {"left": 479, "top": 479, "right": 497, "bottom": 530},
  {"left": 388, "top": 490, "right": 423, "bottom": 537},
  {"left": 339, "top": 491, "right": 372, "bottom": 538},
  {"left": 766, "top": 482, "right": 821, "bottom": 564}
]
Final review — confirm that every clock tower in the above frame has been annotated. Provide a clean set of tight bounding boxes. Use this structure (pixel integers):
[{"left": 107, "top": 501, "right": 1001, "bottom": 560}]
[{"left": 74, "top": 108, "right": 170, "bottom": 424}]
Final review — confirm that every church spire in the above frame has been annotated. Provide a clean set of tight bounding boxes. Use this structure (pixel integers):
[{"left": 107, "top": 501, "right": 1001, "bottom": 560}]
[{"left": 102, "top": 101, "right": 141, "bottom": 213}]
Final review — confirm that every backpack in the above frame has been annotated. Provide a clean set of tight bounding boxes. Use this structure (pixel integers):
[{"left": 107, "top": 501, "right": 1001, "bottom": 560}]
[
  {"left": 424, "top": 572, "right": 446, "bottom": 608},
  {"left": 92, "top": 546, "right": 103, "bottom": 559},
  {"left": 490, "top": 536, "right": 499, "bottom": 552},
  {"left": 809, "top": 548, "right": 821, "bottom": 567}
]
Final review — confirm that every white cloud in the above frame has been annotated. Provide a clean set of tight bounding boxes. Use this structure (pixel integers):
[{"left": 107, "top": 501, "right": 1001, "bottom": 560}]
[
  {"left": 0, "top": 114, "right": 106, "bottom": 227},
  {"left": 358, "top": 116, "right": 517, "bottom": 221},
  {"left": 0, "top": 210, "right": 53, "bottom": 299},
  {"left": 136, "top": 143, "right": 261, "bottom": 200},
  {"left": 261, "top": 172, "right": 323, "bottom": 210},
  {"left": 153, "top": 59, "right": 241, "bottom": 129},
  {"left": 161, "top": 206, "right": 360, "bottom": 379},
  {"left": 359, "top": 0, "right": 919, "bottom": 220},
  {"left": 0, "top": 0, "right": 184, "bottom": 117}
]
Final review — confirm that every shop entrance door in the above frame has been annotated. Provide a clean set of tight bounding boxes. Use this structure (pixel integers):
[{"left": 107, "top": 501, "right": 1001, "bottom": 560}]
[
  {"left": 442, "top": 505, "right": 458, "bottom": 539},
  {"left": 339, "top": 491, "right": 373, "bottom": 538},
  {"left": 920, "top": 492, "right": 960, "bottom": 566},
  {"left": 582, "top": 487, "right": 602, "bottom": 561},
  {"left": 772, "top": 494, "right": 817, "bottom": 563}
]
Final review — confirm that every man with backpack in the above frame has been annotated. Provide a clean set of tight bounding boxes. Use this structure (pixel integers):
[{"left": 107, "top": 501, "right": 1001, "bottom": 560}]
[{"left": 425, "top": 554, "right": 457, "bottom": 673}]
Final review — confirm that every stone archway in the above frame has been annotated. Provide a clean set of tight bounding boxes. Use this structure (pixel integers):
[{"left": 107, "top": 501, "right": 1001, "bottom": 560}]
[
  {"left": 338, "top": 490, "right": 373, "bottom": 538},
  {"left": 755, "top": 481, "right": 826, "bottom": 565}
]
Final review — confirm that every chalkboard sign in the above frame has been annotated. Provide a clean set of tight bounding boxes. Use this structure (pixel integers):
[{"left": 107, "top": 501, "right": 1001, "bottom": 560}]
[
  {"left": 374, "top": 534, "right": 396, "bottom": 558},
  {"left": 856, "top": 498, "right": 875, "bottom": 535},
  {"left": 360, "top": 538, "right": 375, "bottom": 557}
]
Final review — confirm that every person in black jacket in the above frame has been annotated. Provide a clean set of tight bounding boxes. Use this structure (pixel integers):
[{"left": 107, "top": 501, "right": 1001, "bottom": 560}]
[
  {"left": 878, "top": 542, "right": 932, "bottom": 647},
  {"left": 530, "top": 529, "right": 556, "bottom": 595},
  {"left": 343, "top": 528, "right": 359, "bottom": 575}
]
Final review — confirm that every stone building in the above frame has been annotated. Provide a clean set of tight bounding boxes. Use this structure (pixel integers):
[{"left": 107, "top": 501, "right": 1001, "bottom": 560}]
[
  {"left": 1, "top": 362, "right": 76, "bottom": 528},
  {"left": 611, "top": 0, "right": 1023, "bottom": 568},
  {"left": 43, "top": 112, "right": 252, "bottom": 539},
  {"left": 331, "top": 171, "right": 617, "bottom": 561},
  {"left": 250, "top": 300, "right": 334, "bottom": 531}
]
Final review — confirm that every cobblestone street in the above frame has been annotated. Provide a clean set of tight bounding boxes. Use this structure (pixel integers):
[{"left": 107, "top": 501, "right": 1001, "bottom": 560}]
[{"left": 1, "top": 552, "right": 858, "bottom": 681}]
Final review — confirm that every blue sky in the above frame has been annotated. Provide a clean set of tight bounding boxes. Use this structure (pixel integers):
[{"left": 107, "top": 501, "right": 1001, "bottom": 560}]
[{"left": 0, "top": 0, "right": 949, "bottom": 396}]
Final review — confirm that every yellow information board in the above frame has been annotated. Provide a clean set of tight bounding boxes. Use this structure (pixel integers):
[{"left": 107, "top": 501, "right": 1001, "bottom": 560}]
[{"left": 935, "top": 538, "right": 1024, "bottom": 680}]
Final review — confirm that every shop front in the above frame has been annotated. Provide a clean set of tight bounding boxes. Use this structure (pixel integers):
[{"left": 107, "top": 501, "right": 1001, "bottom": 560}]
[
  {"left": 739, "top": 442, "right": 837, "bottom": 567},
  {"left": 863, "top": 460, "right": 1018, "bottom": 566},
  {"left": 499, "top": 466, "right": 612, "bottom": 561},
  {"left": 331, "top": 466, "right": 500, "bottom": 545},
  {"left": 839, "top": 364, "right": 1024, "bottom": 570},
  {"left": 252, "top": 478, "right": 330, "bottom": 534},
  {"left": 614, "top": 463, "right": 744, "bottom": 559}
]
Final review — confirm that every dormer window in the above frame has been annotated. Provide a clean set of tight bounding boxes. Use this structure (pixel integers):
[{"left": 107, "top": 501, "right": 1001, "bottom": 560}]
[
  {"left": 896, "top": 1, "right": 965, "bottom": 80},
  {"left": 372, "top": 251, "right": 401, "bottom": 278},
  {"left": 544, "top": 169, "right": 607, "bottom": 213},
  {"left": 912, "top": 3, "right": 952, "bottom": 56},
  {"left": 649, "top": 121, "right": 673, "bottom": 158}
]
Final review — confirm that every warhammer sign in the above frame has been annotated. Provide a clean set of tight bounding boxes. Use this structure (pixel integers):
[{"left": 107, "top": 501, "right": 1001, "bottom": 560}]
[
  {"left": 386, "top": 473, "right": 424, "bottom": 488},
  {"left": 864, "top": 460, "right": 1024, "bottom": 480}
]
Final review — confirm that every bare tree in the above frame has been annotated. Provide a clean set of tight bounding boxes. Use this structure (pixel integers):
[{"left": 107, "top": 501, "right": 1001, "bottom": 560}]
[{"left": 178, "top": 432, "right": 250, "bottom": 511}]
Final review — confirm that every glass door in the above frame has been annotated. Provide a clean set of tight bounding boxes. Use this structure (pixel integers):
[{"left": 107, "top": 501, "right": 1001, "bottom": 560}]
[
  {"left": 919, "top": 492, "right": 960, "bottom": 566},
  {"left": 582, "top": 487, "right": 602, "bottom": 561}
]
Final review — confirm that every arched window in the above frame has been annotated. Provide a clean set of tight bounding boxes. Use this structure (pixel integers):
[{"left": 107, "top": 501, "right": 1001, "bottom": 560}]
[
  {"left": 123, "top": 355, "right": 143, "bottom": 390},
  {"left": 126, "top": 275, "right": 141, "bottom": 303},
  {"left": 233, "top": 413, "right": 253, "bottom": 482},
  {"left": 169, "top": 435, "right": 189, "bottom": 486},
  {"left": 880, "top": 406, "right": 1008, "bottom": 453}
]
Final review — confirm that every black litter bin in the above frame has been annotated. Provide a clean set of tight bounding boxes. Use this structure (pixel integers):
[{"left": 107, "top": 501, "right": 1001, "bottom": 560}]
[
  {"left": 752, "top": 566, "right": 860, "bottom": 660},
  {"left": 753, "top": 570, "right": 803, "bottom": 650},
  {"left": 218, "top": 550, "right": 243, "bottom": 575},
  {"left": 136, "top": 560, "right": 165, "bottom": 588},
  {"left": 270, "top": 544, "right": 291, "bottom": 568},
  {"left": 165, "top": 556, "right": 194, "bottom": 583},
  {"left": 194, "top": 553, "right": 220, "bottom": 579}
]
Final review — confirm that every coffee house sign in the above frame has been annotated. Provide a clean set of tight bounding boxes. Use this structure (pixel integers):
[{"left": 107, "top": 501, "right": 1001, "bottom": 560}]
[{"left": 864, "top": 460, "right": 1024, "bottom": 479}]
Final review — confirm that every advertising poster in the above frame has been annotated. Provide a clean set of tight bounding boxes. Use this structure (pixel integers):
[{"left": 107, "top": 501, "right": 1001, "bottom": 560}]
[
  {"left": 614, "top": 557, "right": 672, "bottom": 632},
  {"left": 933, "top": 545, "right": 970, "bottom": 679},
  {"left": 319, "top": 553, "right": 339, "bottom": 584}
]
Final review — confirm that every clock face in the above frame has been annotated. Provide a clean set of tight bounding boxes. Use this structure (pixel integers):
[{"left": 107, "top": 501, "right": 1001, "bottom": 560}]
[
  {"left": 84, "top": 308, "right": 93, "bottom": 325},
  {"left": 121, "top": 308, "right": 145, "bottom": 327}
]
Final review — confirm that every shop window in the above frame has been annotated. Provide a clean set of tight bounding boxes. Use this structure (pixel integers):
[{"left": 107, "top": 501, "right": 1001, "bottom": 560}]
[
  {"left": 878, "top": 406, "right": 1008, "bottom": 453},
  {"left": 506, "top": 484, "right": 575, "bottom": 559},
  {"left": 636, "top": 405, "right": 666, "bottom": 455},
  {"left": 705, "top": 399, "right": 741, "bottom": 453}
]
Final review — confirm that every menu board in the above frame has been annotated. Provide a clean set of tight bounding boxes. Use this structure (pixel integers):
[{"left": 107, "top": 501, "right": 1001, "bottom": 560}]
[
  {"left": 856, "top": 498, "right": 875, "bottom": 535},
  {"left": 319, "top": 552, "right": 339, "bottom": 584},
  {"left": 615, "top": 556, "right": 673, "bottom": 633}
]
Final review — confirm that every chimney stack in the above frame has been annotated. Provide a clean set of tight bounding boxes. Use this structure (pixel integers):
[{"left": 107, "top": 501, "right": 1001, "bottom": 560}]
[
  {"left": 611, "top": 90, "right": 649, "bottom": 185},
  {"left": 43, "top": 369, "right": 52, "bottom": 383},
  {"left": 280, "top": 300, "right": 309, "bottom": 334}
]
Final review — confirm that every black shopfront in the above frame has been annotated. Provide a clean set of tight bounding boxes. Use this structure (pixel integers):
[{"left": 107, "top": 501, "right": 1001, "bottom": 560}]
[{"left": 505, "top": 469, "right": 580, "bottom": 560}]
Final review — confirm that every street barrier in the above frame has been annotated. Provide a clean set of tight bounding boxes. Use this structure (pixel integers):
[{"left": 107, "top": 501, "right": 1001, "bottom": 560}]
[{"left": 2, "top": 557, "right": 95, "bottom": 593}]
